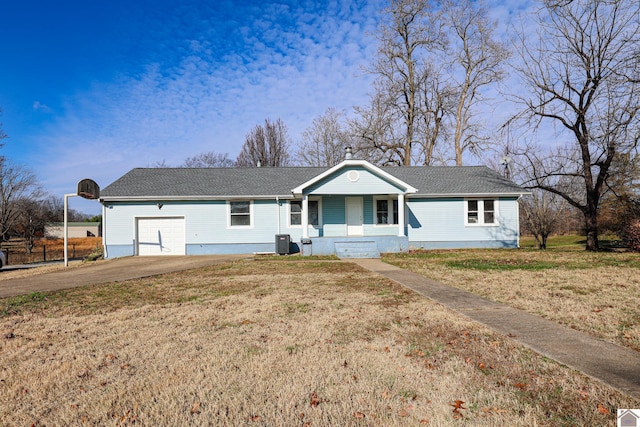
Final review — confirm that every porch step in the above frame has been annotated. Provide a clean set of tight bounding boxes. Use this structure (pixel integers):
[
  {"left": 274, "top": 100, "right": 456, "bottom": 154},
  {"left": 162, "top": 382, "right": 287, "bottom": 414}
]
[{"left": 334, "top": 241, "right": 380, "bottom": 259}]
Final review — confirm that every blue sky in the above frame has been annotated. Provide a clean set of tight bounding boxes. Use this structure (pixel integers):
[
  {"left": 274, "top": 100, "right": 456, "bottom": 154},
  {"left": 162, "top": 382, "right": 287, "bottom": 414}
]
[{"left": 0, "top": 0, "right": 529, "bottom": 214}]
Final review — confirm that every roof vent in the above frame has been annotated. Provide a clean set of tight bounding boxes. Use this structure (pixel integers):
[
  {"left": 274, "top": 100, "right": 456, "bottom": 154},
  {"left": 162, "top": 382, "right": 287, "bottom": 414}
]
[
  {"left": 345, "top": 146, "right": 353, "bottom": 160},
  {"left": 257, "top": 160, "right": 262, "bottom": 167}
]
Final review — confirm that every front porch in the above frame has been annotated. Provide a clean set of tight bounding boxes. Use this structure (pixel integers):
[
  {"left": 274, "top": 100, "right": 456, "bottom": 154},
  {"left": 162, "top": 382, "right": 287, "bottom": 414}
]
[
  {"left": 286, "top": 158, "right": 418, "bottom": 258},
  {"left": 298, "top": 235, "right": 409, "bottom": 258}
]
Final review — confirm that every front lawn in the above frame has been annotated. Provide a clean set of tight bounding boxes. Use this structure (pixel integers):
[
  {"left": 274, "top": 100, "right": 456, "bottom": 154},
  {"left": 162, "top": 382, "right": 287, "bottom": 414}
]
[
  {"left": 385, "top": 239, "right": 640, "bottom": 352},
  {"left": 1, "top": 258, "right": 636, "bottom": 425}
]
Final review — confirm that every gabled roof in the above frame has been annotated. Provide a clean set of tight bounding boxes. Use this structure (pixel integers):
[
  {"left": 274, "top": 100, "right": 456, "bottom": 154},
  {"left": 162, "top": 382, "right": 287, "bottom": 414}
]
[
  {"left": 291, "top": 159, "right": 417, "bottom": 195},
  {"left": 100, "top": 164, "right": 526, "bottom": 201}
]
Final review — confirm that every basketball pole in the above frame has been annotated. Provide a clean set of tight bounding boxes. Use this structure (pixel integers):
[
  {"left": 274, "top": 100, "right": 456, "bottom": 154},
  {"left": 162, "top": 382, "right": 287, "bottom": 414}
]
[{"left": 64, "top": 193, "right": 78, "bottom": 267}]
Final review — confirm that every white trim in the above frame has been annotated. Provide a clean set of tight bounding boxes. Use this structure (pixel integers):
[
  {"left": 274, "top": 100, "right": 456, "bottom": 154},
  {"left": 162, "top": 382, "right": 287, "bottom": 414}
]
[
  {"left": 227, "top": 200, "right": 254, "bottom": 229},
  {"left": 373, "top": 196, "right": 398, "bottom": 227},
  {"left": 291, "top": 159, "right": 418, "bottom": 196},
  {"left": 288, "top": 199, "right": 302, "bottom": 227},
  {"left": 302, "top": 195, "right": 309, "bottom": 238},
  {"left": 101, "top": 192, "right": 529, "bottom": 204},
  {"left": 100, "top": 195, "right": 297, "bottom": 203},
  {"left": 464, "top": 198, "right": 499, "bottom": 227},
  {"left": 288, "top": 198, "right": 322, "bottom": 228},
  {"left": 406, "top": 192, "right": 529, "bottom": 199},
  {"left": 398, "top": 193, "right": 405, "bottom": 237}
]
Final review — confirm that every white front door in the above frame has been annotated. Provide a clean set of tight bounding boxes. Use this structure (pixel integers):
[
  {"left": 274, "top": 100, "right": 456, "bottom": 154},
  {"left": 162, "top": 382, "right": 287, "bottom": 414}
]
[{"left": 346, "top": 197, "right": 363, "bottom": 236}]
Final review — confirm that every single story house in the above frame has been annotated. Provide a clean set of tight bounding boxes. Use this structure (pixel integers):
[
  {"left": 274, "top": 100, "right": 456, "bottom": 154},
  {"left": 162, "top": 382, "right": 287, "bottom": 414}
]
[{"left": 99, "top": 157, "right": 527, "bottom": 258}]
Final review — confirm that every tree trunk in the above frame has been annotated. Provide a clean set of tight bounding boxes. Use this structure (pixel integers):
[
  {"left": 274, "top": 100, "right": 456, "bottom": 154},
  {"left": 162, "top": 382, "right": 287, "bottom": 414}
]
[
  {"left": 540, "top": 234, "right": 548, "bottom": 250},
  {"left": 584, "top": 209, "right": 599, "bottom": 251},
  {"left": 533, "top": 234, "right": 542, "bottom": 249}
]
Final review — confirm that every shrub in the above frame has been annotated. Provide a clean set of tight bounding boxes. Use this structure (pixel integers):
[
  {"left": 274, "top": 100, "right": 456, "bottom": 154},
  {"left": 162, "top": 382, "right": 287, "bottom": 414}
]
[
  {"left": 84, "top": 245, "right": 104, "bottom": 262},
  {"left": 621, "top": 218, "right": 640, "bottom": 251}
]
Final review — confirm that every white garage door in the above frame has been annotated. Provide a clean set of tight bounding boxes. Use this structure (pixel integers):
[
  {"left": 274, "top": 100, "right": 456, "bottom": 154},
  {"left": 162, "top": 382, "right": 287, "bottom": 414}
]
[{"left": 137, "top": 217, "right": 186, "bottom": 256}]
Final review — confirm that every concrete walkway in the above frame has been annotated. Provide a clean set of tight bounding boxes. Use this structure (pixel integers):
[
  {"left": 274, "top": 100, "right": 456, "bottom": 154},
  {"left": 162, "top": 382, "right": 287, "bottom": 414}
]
[{"left": 352, "top": 258, "right": 640, "bottom": 399}]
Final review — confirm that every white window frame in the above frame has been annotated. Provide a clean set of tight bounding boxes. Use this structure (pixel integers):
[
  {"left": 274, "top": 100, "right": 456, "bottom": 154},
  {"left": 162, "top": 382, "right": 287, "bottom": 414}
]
[
  {"left": 374, "top": 196, "right": 399, "bottom": 226},
  {"left": 227, "top": 200, "right": 254, "bottom": 228},
  {"left": 464, "top": 199, "right": 499, "bottom": 226},
  {"left": 288, "top": 198, "right": 322, "bottom": 228}
]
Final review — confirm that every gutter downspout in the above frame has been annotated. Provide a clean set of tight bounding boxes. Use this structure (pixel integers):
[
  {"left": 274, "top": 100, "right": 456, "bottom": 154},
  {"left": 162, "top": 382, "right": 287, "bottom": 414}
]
[
  {"left": 276, "top": 197, "right": 281, "bottom": 234},
  {"left": 102, "top": 202, "right": 108, "bottom": 259},
  {"left": 302, "top": 195, "right": 309, "bottom": 239},
  {"left": 516, "top": 194, "right": 523, "bottom": 248}
]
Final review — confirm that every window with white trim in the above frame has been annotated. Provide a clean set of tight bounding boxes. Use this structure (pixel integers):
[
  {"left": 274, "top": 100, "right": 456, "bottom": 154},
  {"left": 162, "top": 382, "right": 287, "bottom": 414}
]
[
  {"left": 229, "top": 201, "right": 252, "bottom": 227},
  {"left": 465, "top": 199, "right": 497, "bottom": 225},
  {"left": 375, "top": 197, "right": 399, "bottom": 225},
  {"left": 289, "top": 200, "right": 320, "bottom": 226}
]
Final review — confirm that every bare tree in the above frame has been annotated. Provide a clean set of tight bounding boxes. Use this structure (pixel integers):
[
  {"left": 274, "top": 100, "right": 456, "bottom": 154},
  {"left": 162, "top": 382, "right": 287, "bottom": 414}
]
[
  {"left": 0, "top": 107, "right": 7, "bottom": 151},
  {"left": 520, "top": 190, "right": 569, "bottom": 249},
  {"left": 356, "top": 0, "right": 506, "bottom": 166},
  {"left": 150, "top": 159, "right": 172, "bottom": 168},
  {"left": 39, "top": 195, "right": 86, "bottom": 223},
  {"left": 350, "top": 82, "right": 405, "bottom": 165},
  {"left": 359, "top": 0, "right": 445, "bottom": 166},
  {"left": 298, "top": 108, "right": 351, "bottom": 167},
  {"left": 511, "top": 0, "right": 640, "bottom": 251},
  {"left": 236, "top": 118, "right": 291, "bottom": 167},
  {"left": 182, "top": 151, "right": 235, "bottom": 168},
  {"left": 0, "top": 158, "right": 39, "bottom": 242},
  {"left": 417, "top": 64, "right": 455, "bottom": 165},
  {"left": 15, "top": 197, "right": 47, "bottom": 253},
  {"left": 443, "top": 0, "right": 510, "bottom": 165}
]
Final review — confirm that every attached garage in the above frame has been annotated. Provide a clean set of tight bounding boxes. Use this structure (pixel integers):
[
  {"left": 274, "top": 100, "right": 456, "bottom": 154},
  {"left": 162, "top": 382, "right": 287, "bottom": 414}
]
[{"left": 136, "top": 217, "right": 186, "bottom": 256}]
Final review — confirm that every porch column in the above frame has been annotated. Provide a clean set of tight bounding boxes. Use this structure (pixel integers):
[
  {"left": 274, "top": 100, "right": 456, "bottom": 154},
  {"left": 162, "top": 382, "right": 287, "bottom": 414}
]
[
  {"left": 302, "top": 194, "right": 309, "bottom": 238},
  {"left": 398, "top": 193, "right": 405, "bottom": 237}
]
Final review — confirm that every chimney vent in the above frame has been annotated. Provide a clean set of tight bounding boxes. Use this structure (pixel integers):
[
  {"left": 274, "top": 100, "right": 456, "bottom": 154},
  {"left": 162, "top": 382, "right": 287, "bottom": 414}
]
[{"left": 345, "top": 146, "right": 353, "bottom": 160}]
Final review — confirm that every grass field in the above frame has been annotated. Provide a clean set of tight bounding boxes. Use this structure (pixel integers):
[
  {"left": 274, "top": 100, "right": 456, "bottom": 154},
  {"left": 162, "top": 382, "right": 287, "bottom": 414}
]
[
  {"left": 0, "top": 251, "right": 638, "bottom": 426},
  {"left": 385, "top": 237, "right": 640, "bottom": 352}
]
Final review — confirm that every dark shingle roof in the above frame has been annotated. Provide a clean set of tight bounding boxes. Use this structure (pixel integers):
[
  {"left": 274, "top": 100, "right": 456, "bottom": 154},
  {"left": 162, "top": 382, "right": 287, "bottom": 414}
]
[
  {"left": 390, "top": 166, "right": 525, "bottom": 195},
  {"left": 101, "top": 165, "right": 525, "bottom": 199}
]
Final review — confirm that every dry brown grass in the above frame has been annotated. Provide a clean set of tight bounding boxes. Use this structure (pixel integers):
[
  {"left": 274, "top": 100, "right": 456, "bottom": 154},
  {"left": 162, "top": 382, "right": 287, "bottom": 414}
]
[
  {"left": 385, "top": 248, "right": 640, "bottom": 352},
  {"left": 0, "top": 259, "right": 637, "bottom": 426},
  {"left": 33, "top": 237, "right": 102, "bottom": 253},
  {"left": 2, "top": 237, "right": 102, "bottom": 265}
]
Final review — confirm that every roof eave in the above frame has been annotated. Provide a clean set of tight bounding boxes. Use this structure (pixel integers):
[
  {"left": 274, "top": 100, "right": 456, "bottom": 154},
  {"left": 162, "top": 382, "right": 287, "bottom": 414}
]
[
  {"left": 408, "top": 191, "right": 531, "bottom": 198},
  {"left": 100, "top": 194, "right": 296, "bottom": 203}
]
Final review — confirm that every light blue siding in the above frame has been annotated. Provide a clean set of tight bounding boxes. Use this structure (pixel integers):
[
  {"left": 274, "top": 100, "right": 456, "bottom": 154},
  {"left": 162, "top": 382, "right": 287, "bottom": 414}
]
[
  {"left": 308, "top": 167, "right": 404, "bottom": 195},
  {"left": 103, "top": 192, "right": 521, "bottom": 258},
  {"left": 406, "top": 197, "right": 520, "bottom": 248},
  {"left": 322, "top": 196, "right": 346, "bottom": 237},
  {"left": 103, "top": 198, "right": 334, "bottom": 257},
  {"left": 104, "top": 200, "right": 282, "bottom": 258}
]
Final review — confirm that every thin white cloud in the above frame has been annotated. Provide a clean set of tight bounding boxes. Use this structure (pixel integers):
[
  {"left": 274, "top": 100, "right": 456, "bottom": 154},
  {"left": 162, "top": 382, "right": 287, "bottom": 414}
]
[
  {"left": 28, "top": 0, "right": 538, "bottom": 214},
  {"left": 32, "top": 101, "right": 52, "bottom": 112},
  {"left": 30, "top": 0, "right": 384, "bottom": 209}
]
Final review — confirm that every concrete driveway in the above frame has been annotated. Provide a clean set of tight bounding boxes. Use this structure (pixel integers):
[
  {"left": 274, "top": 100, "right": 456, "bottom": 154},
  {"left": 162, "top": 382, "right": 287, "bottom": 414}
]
[{"left": 0, "top": 255, "right": 249, "bottom": 298}]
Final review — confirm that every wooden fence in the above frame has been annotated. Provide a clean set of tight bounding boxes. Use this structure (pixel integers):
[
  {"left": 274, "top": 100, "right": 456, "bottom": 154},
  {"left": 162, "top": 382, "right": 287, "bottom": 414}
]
[{"left": 0, "top": 238, "right": 101, "bottom": 265}]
